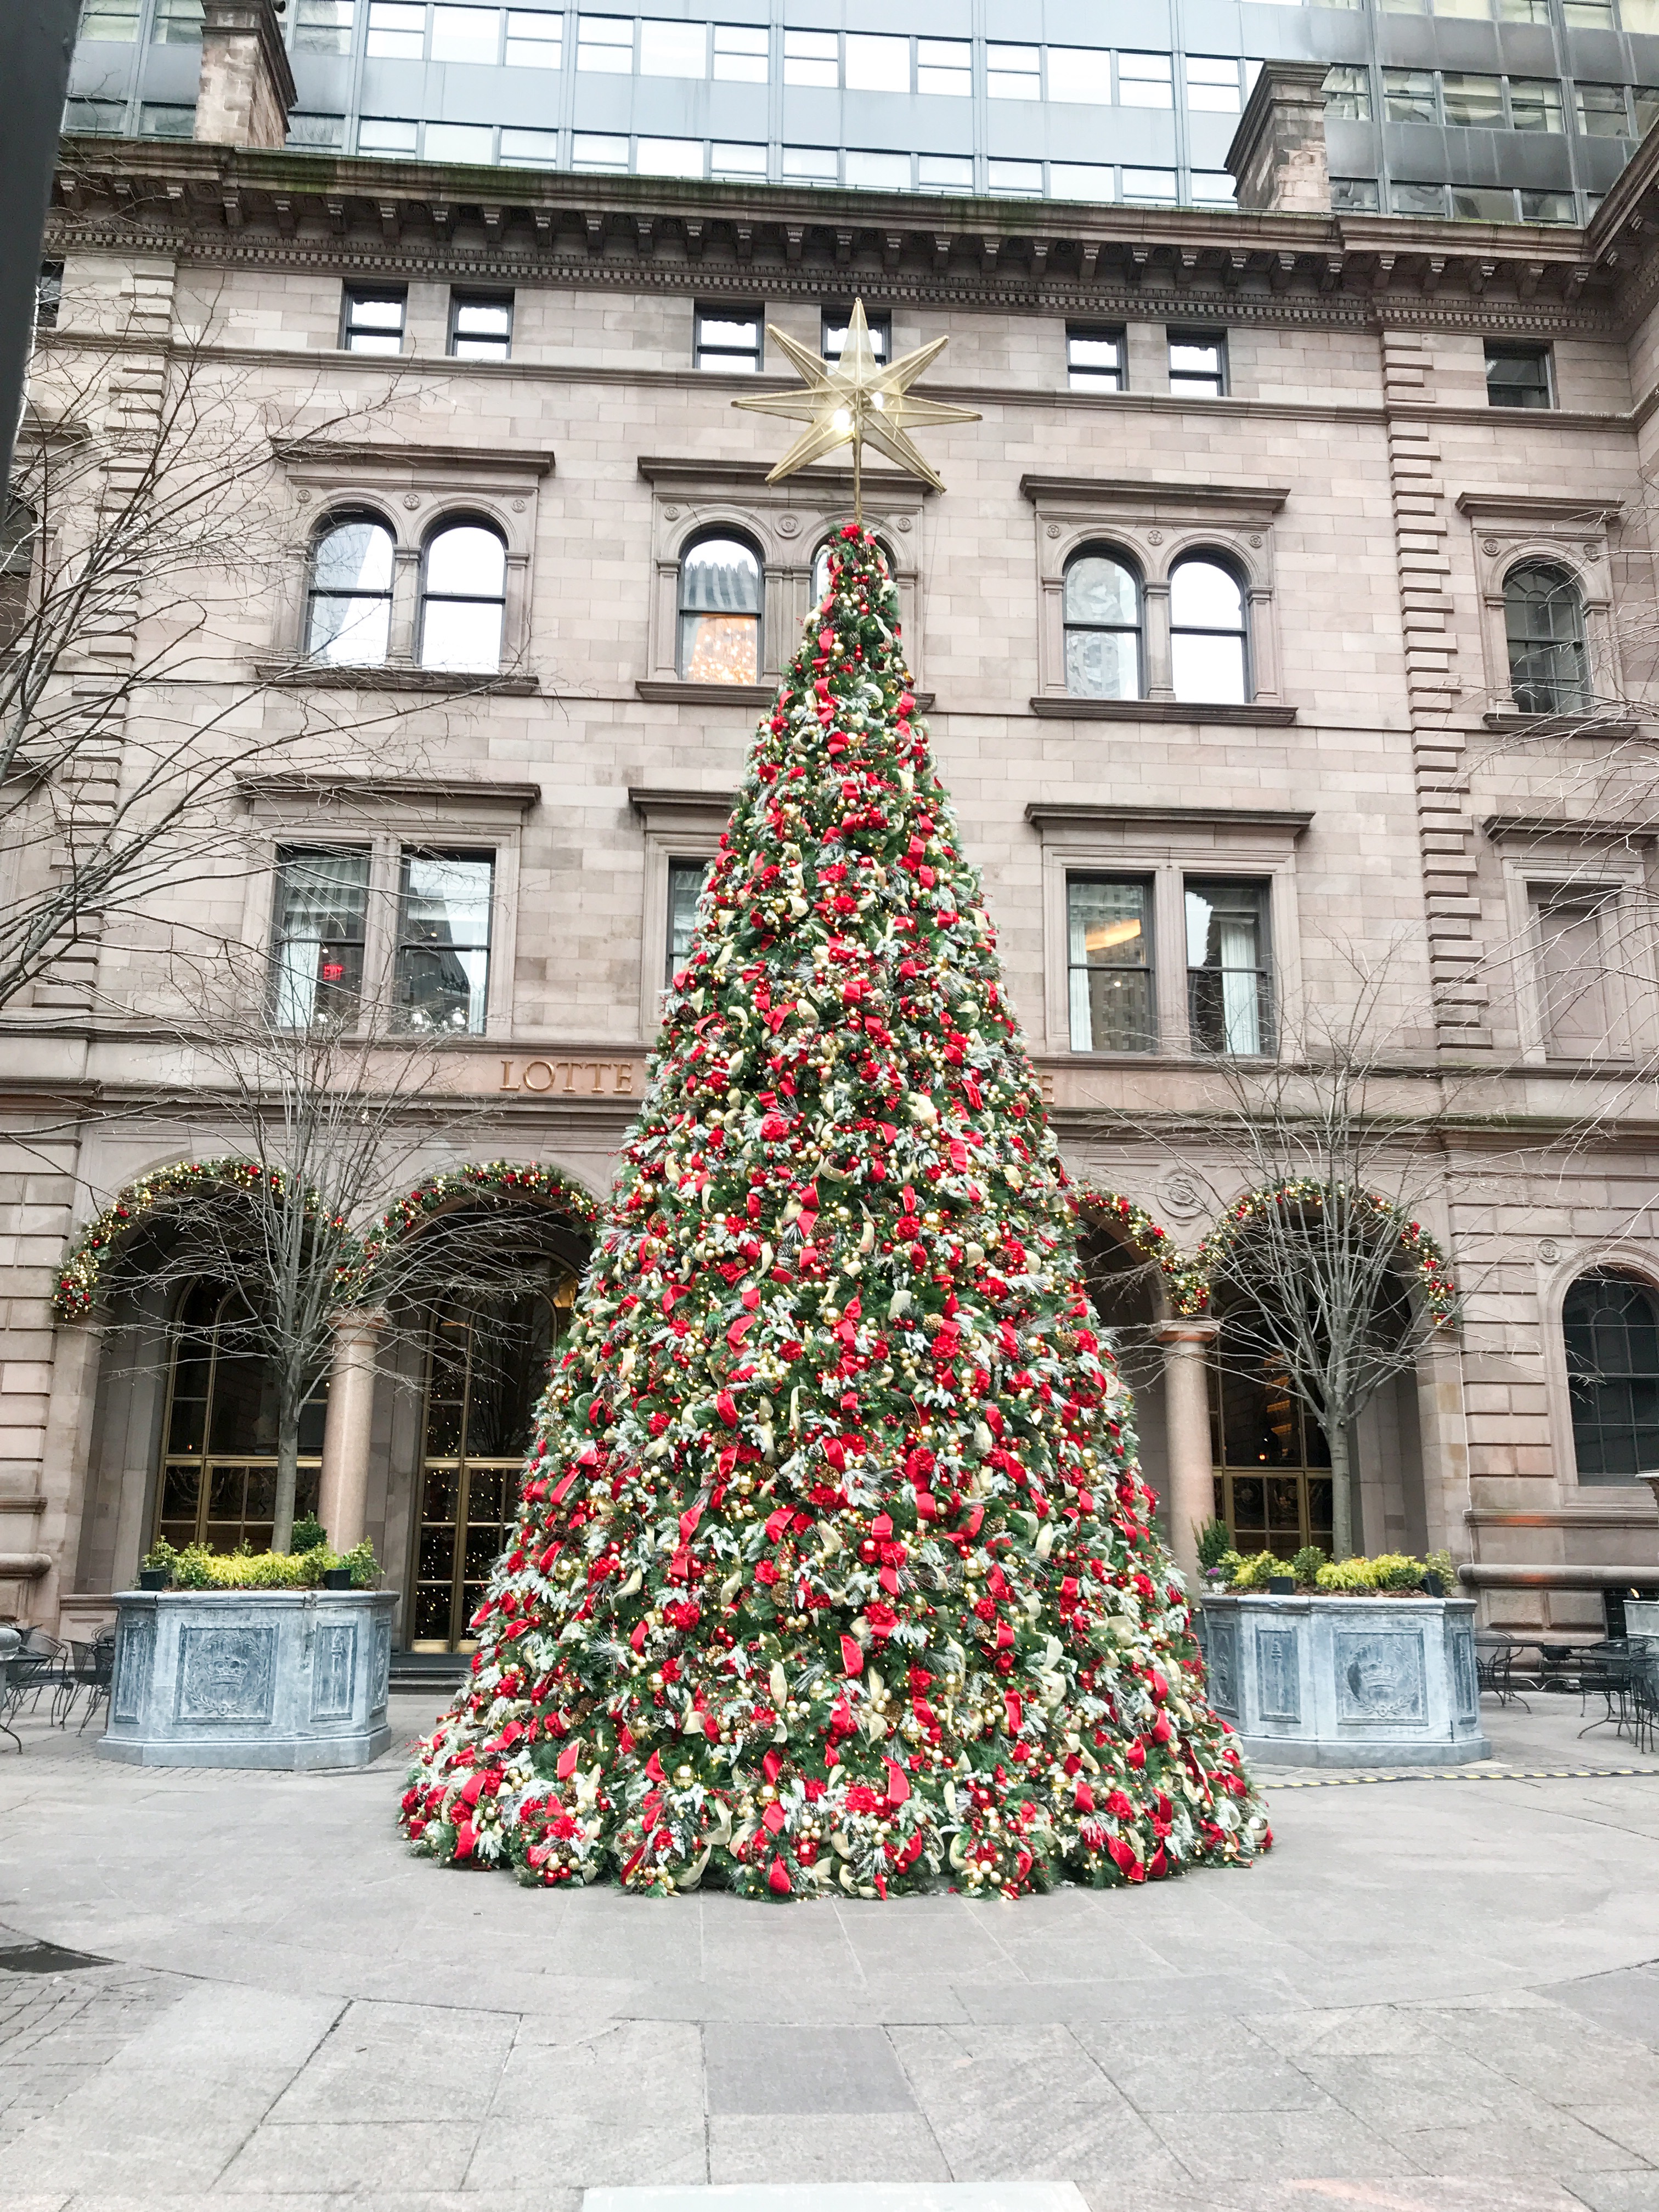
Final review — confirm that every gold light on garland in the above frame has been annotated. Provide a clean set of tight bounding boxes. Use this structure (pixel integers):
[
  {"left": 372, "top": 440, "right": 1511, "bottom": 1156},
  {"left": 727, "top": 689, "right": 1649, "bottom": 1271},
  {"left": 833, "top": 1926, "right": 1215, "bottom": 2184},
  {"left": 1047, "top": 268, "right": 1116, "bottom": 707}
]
[{"left": 732, "top": 299, "right": 980, "bottom": 520}]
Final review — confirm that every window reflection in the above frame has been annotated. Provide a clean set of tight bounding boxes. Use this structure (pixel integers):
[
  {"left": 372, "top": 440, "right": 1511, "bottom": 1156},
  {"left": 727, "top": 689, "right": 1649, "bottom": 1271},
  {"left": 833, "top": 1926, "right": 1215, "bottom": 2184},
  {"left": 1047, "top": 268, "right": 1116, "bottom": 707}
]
[
  {"left": 678, "top": 534, "right": 761, "bottom": 681},
  {"left": 1064, "top": 548, "right": 1142, "bottom": 699},
  {"left": 270, "top": 847, "right": 370, "bottom": 1029},
  {"left": 419, "top": 520, "right": 506, "bottom": 672},
  {"left": 306, "top": 515, "right": 394, "bottom": 667},
  {"left": 395, "top": 849, "right": 494, "bottom": 1034}
]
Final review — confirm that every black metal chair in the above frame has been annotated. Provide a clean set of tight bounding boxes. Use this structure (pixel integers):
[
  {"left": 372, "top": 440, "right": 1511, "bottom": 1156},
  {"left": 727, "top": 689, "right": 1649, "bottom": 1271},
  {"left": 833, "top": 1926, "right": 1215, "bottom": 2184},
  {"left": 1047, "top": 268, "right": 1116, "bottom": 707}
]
[
  {"left": 1476, "top": 1635, "right": 1532, "bottom": 1711},
  {"left": 12, "top": 1630, "right": 68, "bottom": 1720},
  {"left": 0, "top": 1628, "right": 21, "bottom": 1752},
  {"left": 57, "top": 1633, "right": 115, "bottom": 1735}
]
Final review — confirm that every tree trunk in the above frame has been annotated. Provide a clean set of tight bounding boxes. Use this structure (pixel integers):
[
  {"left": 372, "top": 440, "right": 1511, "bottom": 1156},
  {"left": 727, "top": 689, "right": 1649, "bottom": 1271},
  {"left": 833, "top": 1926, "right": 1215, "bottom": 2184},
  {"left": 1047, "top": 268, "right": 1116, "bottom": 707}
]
[
  {"left": 1329, "top": 1424, "right": 1354, "bottom": 1560},
  {"left": 273, "top": 1403, "right": 300, "bottom": 1553}
]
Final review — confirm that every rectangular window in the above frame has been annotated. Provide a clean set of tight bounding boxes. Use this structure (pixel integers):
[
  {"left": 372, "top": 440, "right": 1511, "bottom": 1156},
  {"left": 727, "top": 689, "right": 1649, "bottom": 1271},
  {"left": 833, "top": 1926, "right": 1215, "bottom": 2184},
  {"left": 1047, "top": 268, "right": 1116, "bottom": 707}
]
[
  {"left": 1324, "top": 65, "right": 1372, "bottom": 120},
  {"left": 1122, "top": 168, "right": 1178, "bottom": 202},
  {"left": 1520, "top": 188, "right": 1577, "bottom": 223},
  {"left": 919, "top": 154, "right": 973, "bottom": 191},
  {"left": 431, "top": 5, "right": 498, "bottom": 61},
  {"left": 714, "top": 24, "right": 766, "bottom": 81},
  {"left": 845, "top": 150, "right": 909, "bottom": 189},
  {"left": 80, "top": 0, "right": 140, "bottom": 37},
  {"left": 1576, "top": 83, "right": 1631, "bottom": 137},
  {"left": 425, "top": 121, "right": 492, "bottom": 160},
  {"left": 782, "top": 146, "right": 837, "bottom": 184},
  {"left": 289, "top": 109, "right": 343, "bottom": 146},
  {"left": 449, "top": 291, "right": 512, "bottom": 360},
  {"left": 365, "top": 0, "right": 424, "bottom": 55},
  {"left": 823, "top": 307, "right": 890, "bottom": 362},
  {"left": 396, "top": 851, "right": 493, "bottom": 1035},
  {"left": 1383, "top": 67, "right": 1438, "bottom": 123},
  {"left": 342, "top": 284, "right": 407, "bottom": 354},
  {"left": 695, "top": 306, "right": 762, "bottom": 373},
  {"left": 1186, "top": 880, "right": 1271, "bottom": 1057},
  {"left": 358, "top": 116, "right": 419, "bottom": 153},
  {"left": 1532, "top": 891, "right": 1612, "bottom": 1058},
  {"left": 293, "top": 0, "right": 355, "bottom": 52},
  {"left": 1499, "top": 0, "right": 1550, "bottom": 16},
  {"left": 576, "top": 14, "right": 632, "bottom": 69},
  {"left": 1391, "top": 180, "right": 1448, "bottom": 215},
  {"left": 1441, "top": 71, "right": 1504, "bottom": 125},
  {"left": 917, "top": 38, "right": 970, "bottom": 95},
  {"left": 1119, "top": 53, "right": 1174, "bottom": 108},
  {"left": 783, "top": 29, "right": 837, "bottom": 86},
  {"left": 845, "top": 32, "right": 909, "bottom": 91},
  {"left": 1067, "top": 325, "right": 1125, "bottom": 392},
  {"left": 666, "top": 858, "right": 709, "bottom": 987},
  {"left": 271, "top": 849, "right": 370, "bottom": 1029},
  {"left": 36, "top": 262, "right": 63, "bottom": 331},
  {"left": 571, "top": 132, "right": 627, "bottom": 169},
  {"left": 1486, "top": 342, "right": 1553, "bottom": 408},
  {"left": 1047, "top": 47, "right": 1113, "bottom": 104},
  {"left": 640, "top": 18, "right": 706, "bottom": 76},
  {"left": 1564, "top": 0, "right": 1616, "bottom": 20},
  {"left": 1186, "top": 55, "right": 1242, "bottom": 111},
  {"left": 500, "top": 126, "right": 558, "bottom": 162},
  {"left": 1168, "top": 333, "right": 1226, "bottom": 397},
  {"left": 150, "top": 0, "right": 202, "bottom": 40},
  {"left": 986, "top": 43, "right": 1040, "bottom": 98},
  {"left": 712, "top": 142, "right": 767, "bottom": 178},
  {"left": 1452, "top": 185, "right": 1516, "bottom": 219},
  {"left": 139, "top": 101, "right": 196, "bottom": 134},
  {"left": 504, "top": 10, "right": 558, "bottom": 64},
  {"left": 989, "top": 158, "right": 1043, "bottom": 196},
  {"left": 1068, "top": 879, "right": 1156, "bottom": 1054},
  {"left": 1053, "top": 162, "right": 1115, "bottom": 201},
  {"left": 65, "top": 97, "right": 126, "bottom": 129},
  {"left": 1635, "top": 84, "right": 1659, "bottom": 136},
  {"left": 1190, "top": 172, "right": 1237, "bottom": 207},
  {"left": 637, "top": 136, "right": 704, "bottom": 176},
  {"left": 1330, "top": 178, "right": 1381, "bottom": 211},
  {"left": 1510, "top": 78, "right": 1564, "bottom": 132}
]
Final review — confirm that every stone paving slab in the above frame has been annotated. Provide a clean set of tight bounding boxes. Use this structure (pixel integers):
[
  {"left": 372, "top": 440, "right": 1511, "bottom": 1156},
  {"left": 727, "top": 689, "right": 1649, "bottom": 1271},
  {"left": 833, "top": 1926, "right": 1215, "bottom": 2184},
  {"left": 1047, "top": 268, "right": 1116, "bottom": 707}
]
[{"left": 2, "top": 1695, "right": 1658, "bottom": 2210}]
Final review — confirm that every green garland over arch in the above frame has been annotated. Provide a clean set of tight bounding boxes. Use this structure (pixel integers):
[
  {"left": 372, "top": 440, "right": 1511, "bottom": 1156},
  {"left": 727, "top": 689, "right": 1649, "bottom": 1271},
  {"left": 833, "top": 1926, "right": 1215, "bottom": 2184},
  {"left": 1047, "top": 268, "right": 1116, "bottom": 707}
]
[
  {"left": 1187, "top": 1180, "right": 1459, "bottom": 1329},
  {"left": 1070, "top": 1186, "right": 1204, "bottom": 1315},
  {"left": 53, "top": 1159, "right": 347, "bottom": 1322},
  {"left": 344, "top": 1161, "right": 602, "bottom": 1304}
]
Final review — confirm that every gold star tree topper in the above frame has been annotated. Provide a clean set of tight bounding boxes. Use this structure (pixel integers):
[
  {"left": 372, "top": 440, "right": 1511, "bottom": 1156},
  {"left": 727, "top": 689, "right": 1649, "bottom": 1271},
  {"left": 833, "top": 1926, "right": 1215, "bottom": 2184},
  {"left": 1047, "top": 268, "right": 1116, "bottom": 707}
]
[{"left": 732, "top": 299, "right": 980, "bottom": 519}]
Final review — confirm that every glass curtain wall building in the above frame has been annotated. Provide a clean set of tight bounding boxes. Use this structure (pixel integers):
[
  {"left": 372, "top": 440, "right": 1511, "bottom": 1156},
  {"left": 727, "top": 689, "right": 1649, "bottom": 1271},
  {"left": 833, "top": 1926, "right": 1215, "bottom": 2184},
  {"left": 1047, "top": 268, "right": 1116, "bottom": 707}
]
[{"left": 66, "top": 0, "right": 1659, "bottom": 222}]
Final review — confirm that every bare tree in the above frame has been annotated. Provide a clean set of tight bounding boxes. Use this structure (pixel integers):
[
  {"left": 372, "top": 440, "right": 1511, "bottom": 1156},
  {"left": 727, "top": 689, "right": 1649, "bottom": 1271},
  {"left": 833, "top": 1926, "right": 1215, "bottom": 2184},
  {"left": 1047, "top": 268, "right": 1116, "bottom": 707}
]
[
  {"left": 1090, "top": 963, "right": 1467, "bottom": 1559},
  {"left": 1, "top": 283, "right": 505, "bottom": 1012}
]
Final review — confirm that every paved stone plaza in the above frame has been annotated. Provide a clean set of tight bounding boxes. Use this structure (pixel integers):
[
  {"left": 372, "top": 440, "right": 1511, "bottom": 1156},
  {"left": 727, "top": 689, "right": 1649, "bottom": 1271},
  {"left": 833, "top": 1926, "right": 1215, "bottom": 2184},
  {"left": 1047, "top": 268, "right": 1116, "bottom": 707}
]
[{"left": 2, "top": 1696, "right": 1658, "bottom": 2212}]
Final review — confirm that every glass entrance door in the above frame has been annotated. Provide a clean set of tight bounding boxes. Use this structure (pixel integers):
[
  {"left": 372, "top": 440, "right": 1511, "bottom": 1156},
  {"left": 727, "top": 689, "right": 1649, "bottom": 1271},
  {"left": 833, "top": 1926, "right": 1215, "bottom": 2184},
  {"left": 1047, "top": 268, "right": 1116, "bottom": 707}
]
[
  {"left": 1210, "top": 1344, "right": 1333, "bottom": 1559},
  {"left": 410, "top": 1274, "right": 569, "bottom": 1649}
]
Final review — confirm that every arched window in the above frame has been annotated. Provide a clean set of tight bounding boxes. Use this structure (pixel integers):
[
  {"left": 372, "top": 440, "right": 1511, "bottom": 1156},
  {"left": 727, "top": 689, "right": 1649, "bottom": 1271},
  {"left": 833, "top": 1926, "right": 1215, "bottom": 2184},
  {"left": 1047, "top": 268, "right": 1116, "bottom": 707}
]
[
  {"left": 812, "top": 535, "right": 898, "bottom": 608},
  {"left": 154, "top": 1283, "right": 328, "bottom": 1555},
  {"left": 305, "top": 513, "right": 394, "bottom": 667},
  {"left": 1064, "top": 546, "right": 1142, "bottom": 699},
  {"left": 1505, "top": 562, "right": 1588, "bottom": 714},
  {"left": 1563, "top": 1272, "right": 1659, "bottom": 1482},
  {"left": 419, "top": 518, "right": 506, "bottom": 672},
  {"left": 0, "top": 500, "right": 36, "bottom": 651},
  {"left": 1171, "top": 555, "right": 1248, "bottom": 704},
  {"left": 411, "top": 1266, "right": 576, "bottom": 1649},
  {"left": 678, "top": 533, "right": 761, "bottom": 682}
]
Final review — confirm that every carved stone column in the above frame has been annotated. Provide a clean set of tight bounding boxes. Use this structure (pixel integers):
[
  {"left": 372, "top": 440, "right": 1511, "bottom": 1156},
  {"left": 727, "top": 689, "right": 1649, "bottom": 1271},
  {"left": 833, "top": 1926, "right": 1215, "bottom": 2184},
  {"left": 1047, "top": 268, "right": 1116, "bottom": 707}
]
[
  {"left": 318, "top": 1310, "right": 386, "bottom": 1552},
  {"left": 1153, "top": 1318, "right": 1221, "bottom": 1585}
]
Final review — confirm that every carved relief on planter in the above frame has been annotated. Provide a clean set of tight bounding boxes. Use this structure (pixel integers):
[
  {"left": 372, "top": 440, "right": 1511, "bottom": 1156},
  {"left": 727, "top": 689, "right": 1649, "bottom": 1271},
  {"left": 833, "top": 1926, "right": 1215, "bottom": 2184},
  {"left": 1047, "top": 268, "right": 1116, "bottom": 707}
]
[
  {"left": 176, "top": 1626, "right": 278, "bottom": 1724},
  {"left": 1335, "top": 1631, "right": 1427, "bottom": 1724}
]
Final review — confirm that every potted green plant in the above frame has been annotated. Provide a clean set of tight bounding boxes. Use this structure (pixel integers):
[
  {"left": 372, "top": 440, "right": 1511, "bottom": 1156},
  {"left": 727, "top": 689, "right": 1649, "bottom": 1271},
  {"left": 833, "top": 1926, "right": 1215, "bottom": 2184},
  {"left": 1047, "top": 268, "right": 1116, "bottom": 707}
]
[{"left": 138, "top": 1539, "right": 176, "bottom": 1591}]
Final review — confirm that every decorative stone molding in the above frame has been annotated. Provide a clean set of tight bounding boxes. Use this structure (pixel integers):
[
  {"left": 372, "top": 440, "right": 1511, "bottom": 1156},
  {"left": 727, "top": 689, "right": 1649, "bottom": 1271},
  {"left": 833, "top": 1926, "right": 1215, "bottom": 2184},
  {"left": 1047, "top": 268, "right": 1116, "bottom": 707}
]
[
  {"left": 637, "top": 457, "right": 928, "bottom": 689},
  {"left": 1020, "top": 475, "right": 1289, "bottom": 710},
  {"left": 1455, "top": 492, "right": 1624, "bottom": 719}
]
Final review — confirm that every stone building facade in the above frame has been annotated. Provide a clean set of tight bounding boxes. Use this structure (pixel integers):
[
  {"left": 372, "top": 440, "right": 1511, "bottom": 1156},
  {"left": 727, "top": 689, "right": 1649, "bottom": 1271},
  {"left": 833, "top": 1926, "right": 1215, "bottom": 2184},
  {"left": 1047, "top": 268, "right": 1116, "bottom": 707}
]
[{"left": 7, "top": 31, "right": 1659, "bottom": 1651}]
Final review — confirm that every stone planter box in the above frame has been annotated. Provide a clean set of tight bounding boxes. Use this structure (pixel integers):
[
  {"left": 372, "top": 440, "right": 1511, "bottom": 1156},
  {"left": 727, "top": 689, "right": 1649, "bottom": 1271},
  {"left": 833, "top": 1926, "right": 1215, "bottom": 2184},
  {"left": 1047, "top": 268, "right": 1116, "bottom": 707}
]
[
  {"left": 1199, "top": 1592, "right": 1491, "bottom": 1767},
  {"left": 98, "top": 1588, "right": 396, "bottom": 1770}
]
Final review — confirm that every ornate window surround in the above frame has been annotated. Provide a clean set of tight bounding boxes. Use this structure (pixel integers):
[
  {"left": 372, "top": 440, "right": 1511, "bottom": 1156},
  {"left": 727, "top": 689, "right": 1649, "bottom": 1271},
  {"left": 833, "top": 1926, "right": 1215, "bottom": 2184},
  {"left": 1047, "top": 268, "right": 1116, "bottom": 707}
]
[
  {"left": 269, "top": 441, "right": 552, "bottom": 687},
  {"left": 628, "top": 786, "right": 736, "bottom": 1041},
  {"left": 1020, "top": 474, "right": 1292, "bottom": 725},
  {"left": 1533, "top": 1238, "right": 1659, "bottom": 1497},
  {"left": 1025, "top": 800, "right": 1311, "bottom": 1060},
  {"left": 1456, "top": 493, "right": 1624, "bottom": 728},
  {"left": 235, "top": 774, "right": 539, "bottom": 1041},
  {"left": 636, "top": 457, "right": 930, "bottom": 706},
  {"left": 1483, "top": 815, "right": 1656, "bottom": 1066}
]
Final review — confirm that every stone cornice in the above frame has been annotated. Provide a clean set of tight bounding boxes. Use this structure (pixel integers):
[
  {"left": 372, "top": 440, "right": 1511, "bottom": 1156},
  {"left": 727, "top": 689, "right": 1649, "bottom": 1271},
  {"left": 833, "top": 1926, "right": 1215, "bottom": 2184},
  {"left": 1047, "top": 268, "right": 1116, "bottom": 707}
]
[
  {"left": 638, "top": 456, "right": 930, "bottom": 495},
  {"left": 1481, "top": 812, "right": 1657, "bottom": 842},
  {"left": 236, "top": 772, "right": 542, "bottom": 807},
  {"left": 1020, "top": 475, "right": 1289, "bottom": 512},
  {"left": 1456, "top": 492, "right": 1625, "bottom": 523},
  {"left": 271, "top": 438, "right": 553, "bottom": 475},
  {"left": 1025, "top": 802, "right": 1313, "bottom": 833},
  {"left": 46, "top": 137, "right": 1621, "bottom": 331}
]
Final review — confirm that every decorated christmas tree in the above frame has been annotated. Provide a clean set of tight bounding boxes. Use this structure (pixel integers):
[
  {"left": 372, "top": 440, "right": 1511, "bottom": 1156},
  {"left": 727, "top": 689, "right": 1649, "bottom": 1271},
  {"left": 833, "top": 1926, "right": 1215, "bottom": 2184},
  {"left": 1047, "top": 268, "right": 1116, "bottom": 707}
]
[{"left": 400, "top": 522, "right": 1270, "bottom": 1899}]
